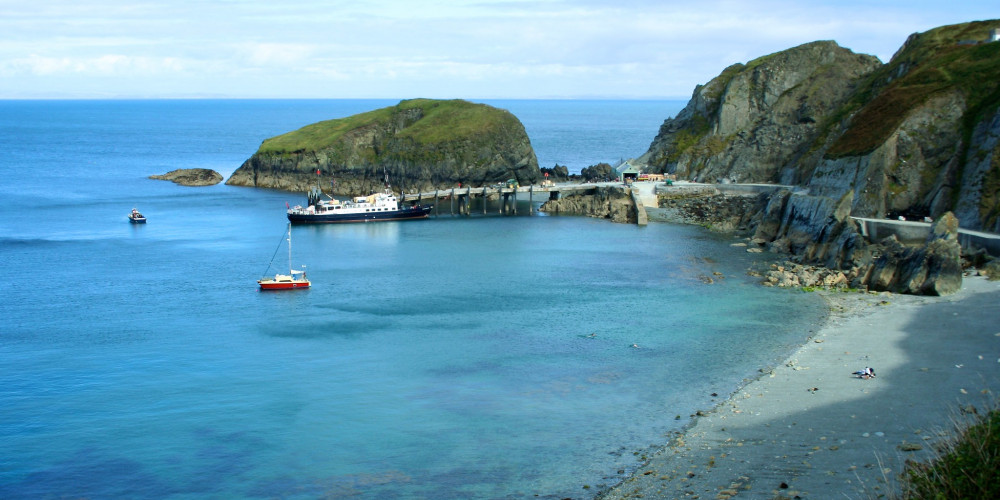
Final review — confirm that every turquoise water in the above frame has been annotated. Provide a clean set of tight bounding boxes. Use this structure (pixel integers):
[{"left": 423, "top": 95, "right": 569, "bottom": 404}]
[{"left": 0, "top": 100, "right": 825, "bottom": 499}]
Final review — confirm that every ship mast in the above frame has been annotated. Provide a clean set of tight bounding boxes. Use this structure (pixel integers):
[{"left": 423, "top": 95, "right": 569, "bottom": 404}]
[{"left": 286, "top": 223, "right": 293, "bottom": 273}]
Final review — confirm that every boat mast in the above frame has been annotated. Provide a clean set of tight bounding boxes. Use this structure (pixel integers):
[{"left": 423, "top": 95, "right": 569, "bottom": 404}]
[{"left": 286, "top": 223, "right": 293, "bottom": 274}]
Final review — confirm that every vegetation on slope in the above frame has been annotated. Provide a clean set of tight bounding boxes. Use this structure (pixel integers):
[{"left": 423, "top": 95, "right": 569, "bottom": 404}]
[
  {"left": 897, "top": 407, "right": 1000, "bottom": 499},
  {"left": 258, "top": 99, "right": 515, "bottom": 154},
  {"left": 827, "top": 21, "right": 1000, "bottom": 158}
]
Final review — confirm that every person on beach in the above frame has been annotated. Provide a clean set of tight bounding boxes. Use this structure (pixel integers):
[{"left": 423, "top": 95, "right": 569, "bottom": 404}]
[{"left": 853, "top": 367, "right": 875, "bottom": 379}]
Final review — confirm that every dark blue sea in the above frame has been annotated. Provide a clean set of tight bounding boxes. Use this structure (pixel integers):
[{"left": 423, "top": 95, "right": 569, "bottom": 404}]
[{"left": 0, "top": 100, "right": 826, "bottom": 499}]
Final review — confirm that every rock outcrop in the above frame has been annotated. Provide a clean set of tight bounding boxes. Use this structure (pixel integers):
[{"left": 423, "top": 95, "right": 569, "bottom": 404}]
[
  {"left": 636, "top": 20, "right": 1000, "bottom": 295},
  {"left": 226, "top": 99, "right": 541, "bottom": 195},
  {"left": 658, "top": 188, "right": 964, "bottom": 295},
  {"left": 642, "top": 20, "right": 1000, "bottom": 232},
  {"left": 149, "top": 168, "right": 223, "bottom": 186},
  {"left": 861, "top": 213, "right": 964, "bottom": 295},
  {"left": 641, "top": 41, "right": 881, "bottom": 186},
  {"left": 656, "top": 186, "right": 760, "bottom": 231},
  {"left": 540, "top": 186, "right": 637, "bottom": 224}
]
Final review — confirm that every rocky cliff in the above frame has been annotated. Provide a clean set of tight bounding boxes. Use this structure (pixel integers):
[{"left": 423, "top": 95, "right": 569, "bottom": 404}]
[
  {"left": 642, "top": 20, "right": 1000, "bottom": 232},
  {"left": 642, "top": 41, "right": 881, "bottom": 186},
  {"left": 226, "top": 99, "right": 541, "bottom": 195}
]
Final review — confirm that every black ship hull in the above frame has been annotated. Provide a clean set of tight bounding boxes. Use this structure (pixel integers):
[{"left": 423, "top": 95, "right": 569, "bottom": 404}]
[{"left": 287, "top": 205, "right": 432, "bottom": 224}]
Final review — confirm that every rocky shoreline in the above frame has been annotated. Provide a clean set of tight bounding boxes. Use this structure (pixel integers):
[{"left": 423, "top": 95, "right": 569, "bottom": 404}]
[
  {"left": 650, "top": 185, "right": 997, "bottom": 296},
  {"left": 537, "top": 180, "right": 1000, "bottom": 294}
]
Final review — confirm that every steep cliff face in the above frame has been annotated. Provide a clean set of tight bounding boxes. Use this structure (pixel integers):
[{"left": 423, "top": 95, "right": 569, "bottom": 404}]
[
  {"left": 643, "top": 20, "right": 1000, "bottom": 231},
  {"left": 226, "top": 99, "right": 541, "bottom": 195},
  {"left": 807, "top": 89, "right": 968, "bottom": 221},
  {"left": 642, "top": 41, "right": 881, "bottom": 185},
  {"left": 953, "top": 106, "right": 1000, "bottom": 231}
]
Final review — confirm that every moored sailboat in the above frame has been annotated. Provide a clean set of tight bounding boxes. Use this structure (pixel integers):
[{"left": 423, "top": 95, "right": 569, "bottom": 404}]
[{"left": 258, "top": 223, "right": 310, "bottom": 290}]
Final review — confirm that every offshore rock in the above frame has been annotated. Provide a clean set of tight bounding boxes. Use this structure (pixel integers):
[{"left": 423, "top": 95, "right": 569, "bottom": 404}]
[
  {"left": 149, "top": 168, "right": 223, "bottom": 186},
  {"left": 540, "top": 186, "right": 637, "bottom": 224},
  {"left": 226, "top": 99, "right": 541, "bottom": 195}
]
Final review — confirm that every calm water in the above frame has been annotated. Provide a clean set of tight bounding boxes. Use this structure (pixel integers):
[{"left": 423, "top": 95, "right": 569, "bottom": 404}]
[{"left": 0, "top": 100, "right": 825, "bottom": 499}]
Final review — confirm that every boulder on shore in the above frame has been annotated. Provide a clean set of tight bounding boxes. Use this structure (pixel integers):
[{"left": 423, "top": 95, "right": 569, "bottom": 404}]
[{"left": 150, "top": 168, "right": 223, "bottom": 186}]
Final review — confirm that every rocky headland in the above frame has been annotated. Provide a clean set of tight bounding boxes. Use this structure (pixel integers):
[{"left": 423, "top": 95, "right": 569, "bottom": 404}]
[
  {"left": 149, "top": 168, "right": 223, "bottom": 186},
  {"left": 226, "top": 99, "right": 541, "bottom": 195},
  {"left": 641, "top": 21, "right": 1000, "bottom": 233},
  {"left": 631, "top": 20, "right": 1000, "bottom": 296}
]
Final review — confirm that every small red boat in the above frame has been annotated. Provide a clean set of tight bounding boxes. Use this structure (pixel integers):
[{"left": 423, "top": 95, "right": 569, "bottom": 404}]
[{"left": 258, "top": 224, "right": 310, "bottom": 290}]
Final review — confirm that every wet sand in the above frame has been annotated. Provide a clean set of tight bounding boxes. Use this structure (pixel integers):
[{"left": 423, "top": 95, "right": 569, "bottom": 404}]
[{"left": 601, "top": 276, "right": 1000, "bottom": 499}]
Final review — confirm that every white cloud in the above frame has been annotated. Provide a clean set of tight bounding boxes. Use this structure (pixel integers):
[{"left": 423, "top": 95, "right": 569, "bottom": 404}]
[
  {"left": 240, "top": 43, "right": 318, "bottom": 67},
  {"left": 1, "top": 53, "right": 187, "bottom": 77},
  {"left": 0, "top": 0, "right": 997, "bottom": 98}
]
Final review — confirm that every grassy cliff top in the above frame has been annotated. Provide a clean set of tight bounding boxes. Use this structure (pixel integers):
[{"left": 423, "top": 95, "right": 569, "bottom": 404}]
[
  {"left": 827, "top": 20, "right": 1000, "bottom": 157},
  {"left": 258, "top": 99, "right": 516, "bottom": 154}
]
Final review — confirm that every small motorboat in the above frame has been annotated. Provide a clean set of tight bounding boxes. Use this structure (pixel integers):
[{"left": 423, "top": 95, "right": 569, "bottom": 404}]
[
  {"left": 128, "top": 208, "right": 147, "bottom": 223},
  {"left": 258, "top": 223, "right": 310, "bottom": 290}
]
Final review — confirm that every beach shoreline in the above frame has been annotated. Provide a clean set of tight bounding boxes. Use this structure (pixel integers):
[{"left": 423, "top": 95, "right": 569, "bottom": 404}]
[{"left": 600, "top": 275, "right": 1000, "bottom": 499}]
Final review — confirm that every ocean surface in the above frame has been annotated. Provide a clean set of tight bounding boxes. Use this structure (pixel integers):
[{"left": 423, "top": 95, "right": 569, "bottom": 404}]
[{"left": 0, "top": 100, "right": 826, "bottom": 499}]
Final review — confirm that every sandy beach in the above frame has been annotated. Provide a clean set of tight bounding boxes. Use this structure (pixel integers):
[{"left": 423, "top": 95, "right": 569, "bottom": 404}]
[{"left": 601, "top": 275, "right": 1000, "bottom": 500}]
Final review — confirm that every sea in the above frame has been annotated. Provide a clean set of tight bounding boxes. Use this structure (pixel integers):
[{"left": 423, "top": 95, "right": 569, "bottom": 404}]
[{"left": 0, "top": 99, "right": 826, "bottom": 499}]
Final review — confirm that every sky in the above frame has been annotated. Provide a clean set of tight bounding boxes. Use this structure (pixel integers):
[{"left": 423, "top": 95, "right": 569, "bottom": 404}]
[{"left": 0, "top": 0, "right": 996, "bottom": 99}]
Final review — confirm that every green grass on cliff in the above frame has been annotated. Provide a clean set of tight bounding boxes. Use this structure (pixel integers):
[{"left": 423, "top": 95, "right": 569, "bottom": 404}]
[
  {"left": 896, "top": 407, "right": 1000, "bottom": 499},
  {"left": 258, "top": 99, "right": 514, "bottom": 155},
  {"left": 827, "top": 20, "right": 1000, "bottom": 158}
]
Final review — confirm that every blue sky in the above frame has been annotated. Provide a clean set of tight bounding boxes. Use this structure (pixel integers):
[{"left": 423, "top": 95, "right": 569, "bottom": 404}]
[{"left": 1, "top": 0, "right": 996, "bottom": 99}]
